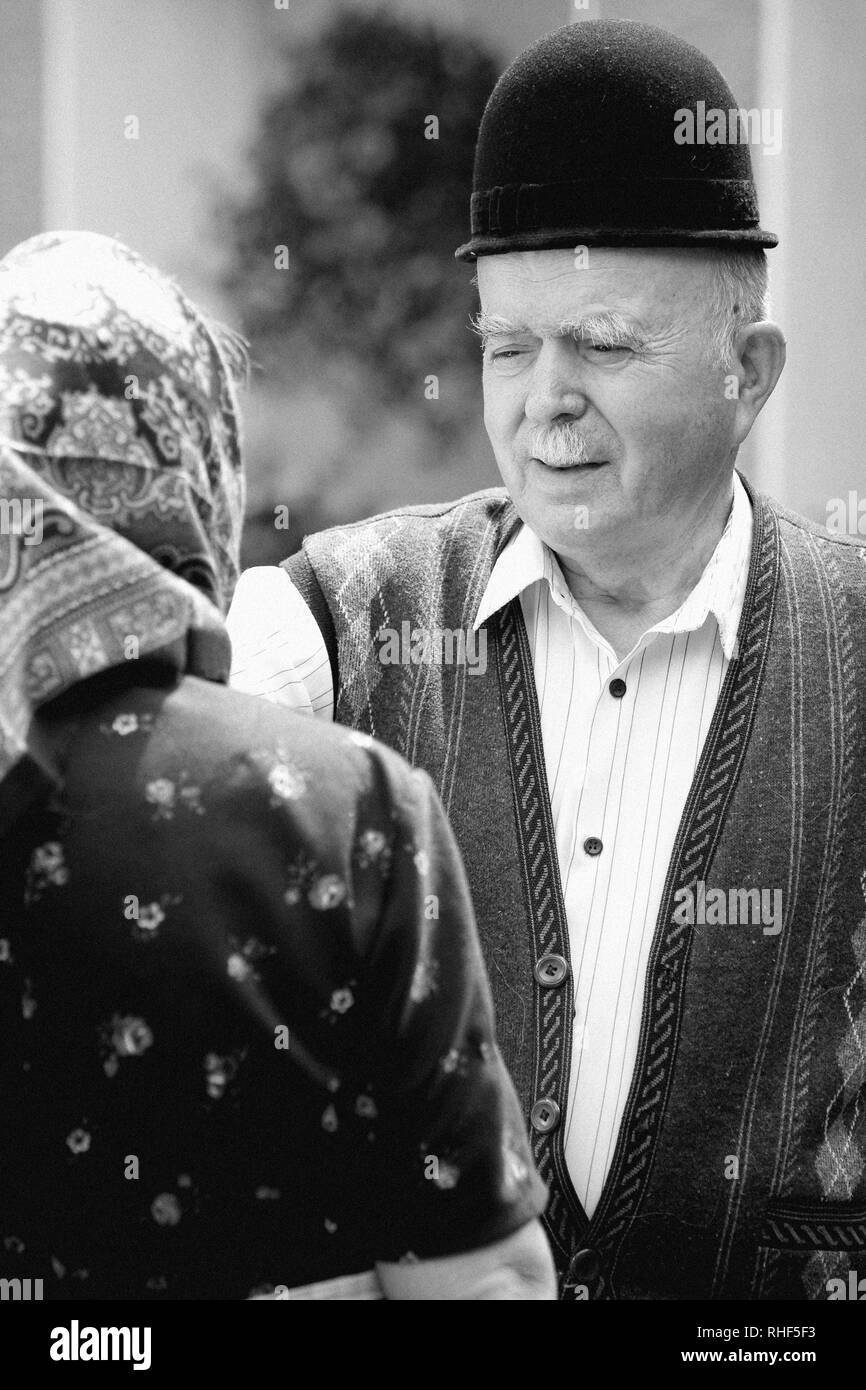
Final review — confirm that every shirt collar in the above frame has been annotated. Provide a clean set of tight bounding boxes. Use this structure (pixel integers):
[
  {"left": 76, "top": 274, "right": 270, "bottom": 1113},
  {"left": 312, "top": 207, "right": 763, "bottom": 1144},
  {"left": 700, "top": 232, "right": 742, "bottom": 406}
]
[{"left": 473, "top": 471, "right": 753, "bottom": 662}]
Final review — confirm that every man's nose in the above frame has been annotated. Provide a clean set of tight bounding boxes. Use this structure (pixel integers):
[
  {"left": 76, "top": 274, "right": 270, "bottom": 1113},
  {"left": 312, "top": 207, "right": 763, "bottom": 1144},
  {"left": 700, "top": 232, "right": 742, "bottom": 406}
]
[{"left": 523, "top": 338, "right": 589, "bottom": 426}]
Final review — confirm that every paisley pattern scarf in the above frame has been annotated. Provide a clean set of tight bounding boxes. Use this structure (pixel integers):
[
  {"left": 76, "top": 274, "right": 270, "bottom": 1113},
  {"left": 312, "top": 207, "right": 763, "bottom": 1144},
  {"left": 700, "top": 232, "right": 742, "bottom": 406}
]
[{"left": 0, "top": 230, "right": 247, "bottom": 786}]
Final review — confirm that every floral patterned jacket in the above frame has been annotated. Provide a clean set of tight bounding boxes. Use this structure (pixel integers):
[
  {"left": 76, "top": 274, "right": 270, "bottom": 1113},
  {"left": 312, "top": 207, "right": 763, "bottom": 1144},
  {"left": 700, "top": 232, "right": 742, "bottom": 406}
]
[{"left": 0, "top": 661, "right": 545, "bottom": 1299}]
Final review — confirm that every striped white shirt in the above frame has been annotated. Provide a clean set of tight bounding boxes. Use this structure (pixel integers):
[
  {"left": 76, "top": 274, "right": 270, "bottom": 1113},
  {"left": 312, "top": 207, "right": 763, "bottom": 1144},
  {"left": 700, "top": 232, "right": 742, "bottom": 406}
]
[
  {"left": 227, "top": 474, "right": 752, "bottom": 1217},
  {"left": 228, "top": 564, "right": 334, "bottom": 717}
]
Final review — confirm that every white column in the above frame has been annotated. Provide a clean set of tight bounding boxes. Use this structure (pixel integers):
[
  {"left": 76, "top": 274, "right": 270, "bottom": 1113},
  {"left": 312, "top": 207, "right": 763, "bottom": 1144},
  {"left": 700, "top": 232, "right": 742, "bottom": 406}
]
[
  {"left": 0, "top": 1, "right": 44, "bottom": 252},
  {"left": 750, "top": 0, "right": 866, "bottom": 523},
  {"left": 41, "top": 0, "right": 80, "bottom": 229}
]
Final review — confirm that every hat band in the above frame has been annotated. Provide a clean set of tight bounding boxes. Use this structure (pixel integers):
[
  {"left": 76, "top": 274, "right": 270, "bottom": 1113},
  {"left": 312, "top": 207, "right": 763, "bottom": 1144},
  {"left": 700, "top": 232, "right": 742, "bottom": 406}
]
[{"left": 470, "top": 177, "right": 761, "bottom": 237}]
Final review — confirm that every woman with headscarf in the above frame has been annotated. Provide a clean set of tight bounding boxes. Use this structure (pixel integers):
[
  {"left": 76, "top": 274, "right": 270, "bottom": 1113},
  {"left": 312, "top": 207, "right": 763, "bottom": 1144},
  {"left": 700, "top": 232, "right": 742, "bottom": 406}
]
[{"left": 0, "top": 232, "right": 553, "bottom": 1300}]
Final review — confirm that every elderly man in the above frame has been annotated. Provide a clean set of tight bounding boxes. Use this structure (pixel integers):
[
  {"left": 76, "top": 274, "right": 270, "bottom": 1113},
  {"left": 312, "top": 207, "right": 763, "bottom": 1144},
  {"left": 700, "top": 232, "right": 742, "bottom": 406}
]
[{"left": 228, "top": 22, "right": 866, "bottom": 1301}]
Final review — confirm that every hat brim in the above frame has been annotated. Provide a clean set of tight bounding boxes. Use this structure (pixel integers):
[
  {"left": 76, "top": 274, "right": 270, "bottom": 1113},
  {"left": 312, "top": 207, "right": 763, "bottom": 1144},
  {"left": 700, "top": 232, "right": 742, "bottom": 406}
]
[{"left": 455, "top": 225, "right": 778, "bottom": 261}]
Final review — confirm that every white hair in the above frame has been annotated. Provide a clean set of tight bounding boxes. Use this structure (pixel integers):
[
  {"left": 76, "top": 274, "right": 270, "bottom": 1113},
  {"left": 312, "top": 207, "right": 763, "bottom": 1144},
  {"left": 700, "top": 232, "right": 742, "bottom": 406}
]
[{"left": 703, "top": 247, "right": 770, "bottom": 369}]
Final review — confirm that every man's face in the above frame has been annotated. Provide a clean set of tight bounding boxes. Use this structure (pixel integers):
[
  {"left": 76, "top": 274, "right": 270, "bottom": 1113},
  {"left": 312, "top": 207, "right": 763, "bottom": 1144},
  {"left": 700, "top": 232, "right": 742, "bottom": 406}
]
[{"left": 476, "top": 247, "right": 740, "bottom": 560}]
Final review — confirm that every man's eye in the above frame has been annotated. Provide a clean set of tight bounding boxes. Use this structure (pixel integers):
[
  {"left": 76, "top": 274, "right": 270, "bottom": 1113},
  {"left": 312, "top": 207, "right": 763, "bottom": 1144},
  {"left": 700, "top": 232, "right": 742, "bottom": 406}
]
[
  {"left": 586, "top": 341, "right": 629, "bottom": 354},
  {"left": 486, "top": 346, "right": 531, "bottom": 366}
]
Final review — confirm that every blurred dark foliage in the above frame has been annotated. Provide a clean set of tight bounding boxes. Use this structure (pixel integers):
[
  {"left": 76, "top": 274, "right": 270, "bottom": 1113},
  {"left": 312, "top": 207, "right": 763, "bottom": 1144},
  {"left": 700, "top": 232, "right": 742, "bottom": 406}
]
[{"left": 222, "top": 5, "right": 500, "bottom": 438}]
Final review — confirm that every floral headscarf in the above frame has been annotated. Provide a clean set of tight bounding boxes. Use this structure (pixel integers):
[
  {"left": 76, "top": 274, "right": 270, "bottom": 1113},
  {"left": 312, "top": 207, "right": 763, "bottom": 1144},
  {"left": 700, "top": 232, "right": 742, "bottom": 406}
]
[{"left": 0, "top": 230, "right": 247, "bottom": 786}]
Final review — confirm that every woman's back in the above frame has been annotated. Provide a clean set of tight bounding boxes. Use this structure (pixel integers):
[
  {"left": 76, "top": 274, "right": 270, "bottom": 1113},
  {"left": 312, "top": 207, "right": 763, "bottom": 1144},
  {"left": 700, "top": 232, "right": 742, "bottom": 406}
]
[{"left": 1, "top": 662, "right": 544, "bottom": 1297}]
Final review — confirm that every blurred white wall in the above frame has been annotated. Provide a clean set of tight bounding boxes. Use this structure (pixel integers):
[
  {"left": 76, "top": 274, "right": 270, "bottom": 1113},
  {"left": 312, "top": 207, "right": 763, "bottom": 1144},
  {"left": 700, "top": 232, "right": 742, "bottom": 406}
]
[
  {"left": 751, "top": 0, "right": 866, "bottom": 526},
  {"left": 38, "top": 0, "right": 281, "bottom": 319},
  {"left": 0, "top": 3, "right": 43, "bottom": 254}
]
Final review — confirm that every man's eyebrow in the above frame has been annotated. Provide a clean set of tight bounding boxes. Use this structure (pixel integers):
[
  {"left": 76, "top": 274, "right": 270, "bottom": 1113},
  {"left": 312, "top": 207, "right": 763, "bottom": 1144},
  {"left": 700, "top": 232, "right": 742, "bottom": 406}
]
[
  {"left": 470, "top": 308, "right": 646, "bottom": 346},
  {"left": 470, "top": 311, "right": 525, "bottom": 340},
  {"left": 562, "top": 312, "right": 647, "bottom": 347}
]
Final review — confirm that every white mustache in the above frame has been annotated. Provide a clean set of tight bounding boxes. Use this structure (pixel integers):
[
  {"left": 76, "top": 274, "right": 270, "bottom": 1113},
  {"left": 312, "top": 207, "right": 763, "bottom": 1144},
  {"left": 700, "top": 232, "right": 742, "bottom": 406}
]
[{"left": 529, "top": 425, "right": 592, "bottom": 466}]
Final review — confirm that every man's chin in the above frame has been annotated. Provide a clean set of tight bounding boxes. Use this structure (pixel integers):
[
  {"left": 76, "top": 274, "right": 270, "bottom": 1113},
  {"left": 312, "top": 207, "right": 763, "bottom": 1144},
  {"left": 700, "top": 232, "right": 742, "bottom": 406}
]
[
  {"left": 514, "top": 458, "right": 613, "bottom": 532},
  {"left": 508, "top": 491, "right": 616, "bottom": 554}
]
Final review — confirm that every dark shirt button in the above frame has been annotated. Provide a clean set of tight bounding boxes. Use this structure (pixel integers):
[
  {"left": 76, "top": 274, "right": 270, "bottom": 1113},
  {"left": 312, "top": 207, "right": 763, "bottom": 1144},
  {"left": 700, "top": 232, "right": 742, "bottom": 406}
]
[
  {"left": 530, "top": 1098, "right": 561, "bottom": 1134},
  {"left": 567, "top": 1247, "right": 602, "bottom": 1284},
  {"left": 534, "top": 953, "right": 569, "bottom": 988},
  {"left": 583, "top": 836, "right": 603, "bottom": 857},
  {"left": 609, "top": 677, "right": 627, "bottom": 698}
]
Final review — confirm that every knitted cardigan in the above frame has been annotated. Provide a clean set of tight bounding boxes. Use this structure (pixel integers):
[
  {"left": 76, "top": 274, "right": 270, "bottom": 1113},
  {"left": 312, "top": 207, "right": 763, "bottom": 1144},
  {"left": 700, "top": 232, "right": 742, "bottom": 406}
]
[{"left": 283, "top": 476, "right": 866, "bottom": 1301}]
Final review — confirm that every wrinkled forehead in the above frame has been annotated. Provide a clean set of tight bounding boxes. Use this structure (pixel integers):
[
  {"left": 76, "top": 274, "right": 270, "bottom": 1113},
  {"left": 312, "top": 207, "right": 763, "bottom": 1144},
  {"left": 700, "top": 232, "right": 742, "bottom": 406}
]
[
  {"left": 475, "top": 246, "right": 716, "bottom": 328},
  {"left": 0, "top": 231, "right": 194, "bottom": 349}
]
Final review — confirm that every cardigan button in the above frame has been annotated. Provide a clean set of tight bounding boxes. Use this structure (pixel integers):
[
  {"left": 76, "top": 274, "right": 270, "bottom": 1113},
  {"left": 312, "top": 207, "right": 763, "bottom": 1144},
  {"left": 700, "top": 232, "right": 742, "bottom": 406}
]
[
  {"left": 564, "top": 1246, "right": 602, "bottom": 1295},
  {"left": 534, "top": 953, "right": 569, "bottom": 988},
  {"left": 530, "top": 1098, "right": 561, "bottom": 1133}
]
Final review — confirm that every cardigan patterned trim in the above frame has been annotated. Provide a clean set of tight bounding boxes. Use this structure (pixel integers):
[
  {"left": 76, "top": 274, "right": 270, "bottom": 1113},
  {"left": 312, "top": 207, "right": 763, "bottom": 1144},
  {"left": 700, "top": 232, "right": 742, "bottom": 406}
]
[{"left": 494, "top": 598, "right": 581, "bottom": 1258}]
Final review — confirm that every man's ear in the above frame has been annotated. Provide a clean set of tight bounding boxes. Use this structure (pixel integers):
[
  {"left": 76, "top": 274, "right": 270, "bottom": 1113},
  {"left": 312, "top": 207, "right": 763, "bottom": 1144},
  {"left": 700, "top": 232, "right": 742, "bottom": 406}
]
[{"left": 730, "top": 321, "right": 786, "bottom": 445}]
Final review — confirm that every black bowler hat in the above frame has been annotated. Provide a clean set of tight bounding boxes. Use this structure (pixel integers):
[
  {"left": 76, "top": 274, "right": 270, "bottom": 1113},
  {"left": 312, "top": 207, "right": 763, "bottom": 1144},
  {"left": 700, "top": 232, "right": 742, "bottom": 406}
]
[{"left": 455, "top": 20, "right": 778, "bottom": 260}]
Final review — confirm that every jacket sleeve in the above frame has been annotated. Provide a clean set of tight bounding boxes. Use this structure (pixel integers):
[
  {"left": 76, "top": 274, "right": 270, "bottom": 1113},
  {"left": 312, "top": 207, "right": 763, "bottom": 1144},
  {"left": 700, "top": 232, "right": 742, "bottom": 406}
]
[{"left": 353, "top": 742, "right": 548, "bottom": 1262}]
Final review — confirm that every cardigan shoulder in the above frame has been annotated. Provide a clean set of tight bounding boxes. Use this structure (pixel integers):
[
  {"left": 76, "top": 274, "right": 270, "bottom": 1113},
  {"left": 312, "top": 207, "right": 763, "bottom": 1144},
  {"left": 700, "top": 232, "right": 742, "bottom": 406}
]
[
  {"left": 305, "top": 486, "right": 512, "bottom": 536},
  {"left": 767, "top": 492, "right": 866, "bottom": 550},
  {"left": 300, "top": 488, "right": 520, "bottom": 634},
  {"left": 302, "top": 487, "right": 517, "bottom": 572},
  {"left": 762, "top": 490, "right": 866, "bottom": 600}
]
